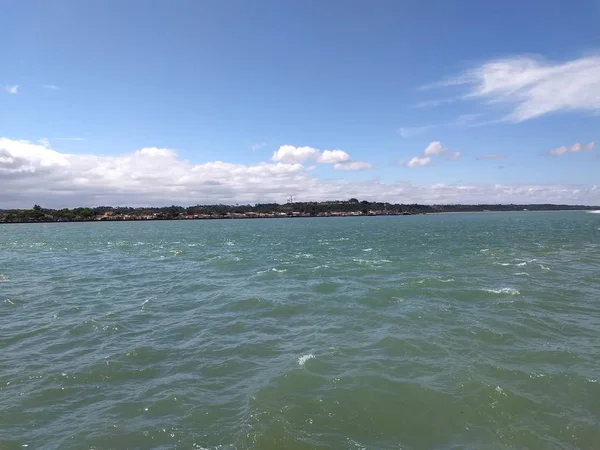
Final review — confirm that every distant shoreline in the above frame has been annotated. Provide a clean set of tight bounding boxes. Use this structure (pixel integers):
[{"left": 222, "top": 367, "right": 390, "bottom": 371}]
[{"left": 1, "top": 206, "right": 596, "bottom": 225}]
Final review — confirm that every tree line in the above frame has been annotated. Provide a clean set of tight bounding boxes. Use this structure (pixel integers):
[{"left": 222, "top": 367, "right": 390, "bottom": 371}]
[{"left": 0, "top": 200, "right": 596, "bottom": 223}]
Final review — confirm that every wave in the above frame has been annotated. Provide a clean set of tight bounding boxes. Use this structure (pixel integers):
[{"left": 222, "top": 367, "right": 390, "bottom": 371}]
[
  {"left": 481, "top": 287, "right": 520, "bottom": 295},
  {"left": 297, "top": 353, "right": 314, "bottom": 366},
  {"left": 0, "top": 274, "right": 8, "bottom": 282},
  {"left": 256, "top": 268, "right": 288, "bottom": 275},
  {"left": 587, "top": 210, "right": 600, "bottom": 214},
  {"left": 352, "top": 258, "right": 392, "bottom": 265}
]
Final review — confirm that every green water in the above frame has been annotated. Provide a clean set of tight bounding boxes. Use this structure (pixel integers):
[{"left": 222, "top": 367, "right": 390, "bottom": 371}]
[{"left": 1, "top": 212, "right": 599, "bottom": 449}]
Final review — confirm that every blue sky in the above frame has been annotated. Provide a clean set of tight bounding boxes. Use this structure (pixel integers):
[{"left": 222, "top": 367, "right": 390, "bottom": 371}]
[{"left": 1, "top": 0, "right": 599, "bottom": 207}]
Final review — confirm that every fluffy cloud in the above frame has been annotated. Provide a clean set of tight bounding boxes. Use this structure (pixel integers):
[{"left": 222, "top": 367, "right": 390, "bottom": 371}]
[
  {"left": 548, "top": 141, "right": 595, "bottom": 156},
  {"left": 3, "top": 85, "right": 19, "bottom": 95},
  {"left": 271, "top": 145, "right": 319, "bottom": 163},
  {"left": 423, "top": 141, "right": 446, "bottom": 156},
  {"left": 271, "top": 145, "right": 369, "bottom": 170},
  {"left": 404, "top": 156, "right": 432, "bottom": 168},
  {"left": 0, "top": 138, "right": 598, "bottom": 208},
  {"left": 425, "top": 55, "right": 600, "bottom": 122},
  {"left": 317, "top": 149, "right": 350, "bottom": 164},
  {"left": 404, "top": 141, "right": 460, "bottom": 168},
  {"left": 477, "top": 153, "right": 506, "bottom": 160}
]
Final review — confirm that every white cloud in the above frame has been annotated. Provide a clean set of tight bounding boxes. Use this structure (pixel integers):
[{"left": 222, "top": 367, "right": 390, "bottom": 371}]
[
  {"left": 317, "top": 149, "right": 350, "bottom": 164},
  {"left": 548, "top": 141, "right": 595, "bottom": 156},
  {"left": 38, "top": 138, "right": 50, "bottom": 148},
  {"left": 4, "top": 85, "right": 19, "bottom": 95},
  {"left": 404, "top": 156, "right": 432, "bottom": 168},
  {"left": 250, "top": 141, "right": 267, "bottom": 151},
  {"left": 477, "top": 153, "right": 507, "bottom": 160},
  {"left": 43, "top": 84, "right": 60, "bottom": 90},
  {"left": 271, "top": 145, "right": 369, "bottom": 169},
  {"left": 333, "top": 160, "right": 374, "bottom": 171},
  {"left": 426, "top": 55, "right": 600, "bottom": 122},
  {"left": 0, "top": 138, "right": 597, "bottom": 208},
  {"left": 271, "top": 145, "right": 319, "bottom": 163},
  {"left": 423, "top": 141, "right": 447, "bottom": 156},
  {"left": 404, "top": 141, "right": 460, "bottom": 167}
]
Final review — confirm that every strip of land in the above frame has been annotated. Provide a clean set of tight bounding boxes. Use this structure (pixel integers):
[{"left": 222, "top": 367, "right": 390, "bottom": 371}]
[{"left": 1, "top": 200, "right": 597, "bottom": 223}]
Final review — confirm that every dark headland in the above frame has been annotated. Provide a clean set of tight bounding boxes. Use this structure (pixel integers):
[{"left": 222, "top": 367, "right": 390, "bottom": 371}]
[{"left": 1, "top": 200, "right": 597, "bottom": 223}]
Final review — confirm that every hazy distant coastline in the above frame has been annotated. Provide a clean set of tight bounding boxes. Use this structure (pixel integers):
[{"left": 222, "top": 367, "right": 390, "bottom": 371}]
[{"left": 1, "top": 200, "right": 598, "bottom": 224}]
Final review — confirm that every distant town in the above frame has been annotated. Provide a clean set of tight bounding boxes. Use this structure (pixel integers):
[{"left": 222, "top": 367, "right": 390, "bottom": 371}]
[{"left": 0, "top": 199, "right": 597, "bottom": 223}]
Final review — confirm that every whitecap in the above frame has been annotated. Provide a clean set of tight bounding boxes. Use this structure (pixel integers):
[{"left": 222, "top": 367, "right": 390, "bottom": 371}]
[
  {"left": 362, "top": 248, "right": 373, "bottom": 252},
  {"left": 256, "top": 268, "right": 287, "bottom": 275},
  {"left": 0, "top": 274, "right": 9, "bottom": 282},
  {"left": 539, "top": 264, "right": 550, "bottom": 271},
  {"left": 587, "top": 210, "right": 600, "bottom": 214},
  {"left": 482, "top": 287, "right": 520, "bottom": 295},
  {"left": 480, "top": 249, "right": 490, "bottom": 252},
  {"left": 514, "top": 272, "right": 530, "bottom": 277},
  {"left": 516, "top": 262, "right": 527, "bottom": 267},
  {"left": 438, "top": 278, "right": 455, "bottom": 283},
  {"left": 225, "top": 241, "right": 235, "bottom": 246},
  {"left": 298, "top": 353, "right": 315, "bottom": 366}
]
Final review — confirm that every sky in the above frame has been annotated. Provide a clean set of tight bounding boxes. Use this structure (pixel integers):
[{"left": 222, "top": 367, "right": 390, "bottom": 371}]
[{"left": 1, "top": 0, "right": 599, "bottom": 207}]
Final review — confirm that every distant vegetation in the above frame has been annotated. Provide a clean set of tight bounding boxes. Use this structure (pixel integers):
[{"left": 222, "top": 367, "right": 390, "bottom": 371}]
[{"left": 0, "top": 200, "right": 596, "bottom": 223}]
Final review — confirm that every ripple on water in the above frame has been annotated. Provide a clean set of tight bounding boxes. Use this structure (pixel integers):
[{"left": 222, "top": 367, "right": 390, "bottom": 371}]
[{"left": 1, "top": 213, "right": 599, "bottom": 449}]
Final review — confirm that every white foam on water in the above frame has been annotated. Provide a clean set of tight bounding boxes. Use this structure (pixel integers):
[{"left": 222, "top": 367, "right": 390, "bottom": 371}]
[
  {"left": 297, "top": 353, "right": 315, "bottom": 366},
  {"left": 353, "top": 258, "right": 390, "bottom": 264},
  {"left": 587, "top": 210, "right": 600, "bottom": 214},
  {"left": 514, "top": 272, "right": 530, "bottom": 277},
  {"left": 539, "top": 264, "right": 550, "bottom": 271},
  {"left": 141, "top": 298, "right": 151, "bottom": 311},
  {"left": 482, "top": 287, "right": 520, "bottom": 295},
  {"left": 0, "top": 274, "right": 9, "bottom": 282},
  {"left": 516, "top": 262, "right": 527, "bottom": 267},
  {"left": 438, "top": 278, "right": 455, "bottom": 283},
  {"left": 225, "top": 241, "right": 235, "bottom": 246},
  {"left": 257, "top": 268, "right": 288, "bottom": 274},
  {"left": 294, "top": 253, "right": 314, "bottom": 259},
  {"left": 362, "top": 248, "right": 373, "bottom": 252},
  {"left": 480, "top": 248, "right": 490, "bottom": 252}
]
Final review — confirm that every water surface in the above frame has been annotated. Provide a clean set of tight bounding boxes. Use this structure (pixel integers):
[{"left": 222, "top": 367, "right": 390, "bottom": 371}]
[{"left": 1, "top": 212, "right": 599, "bottom": 449}]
